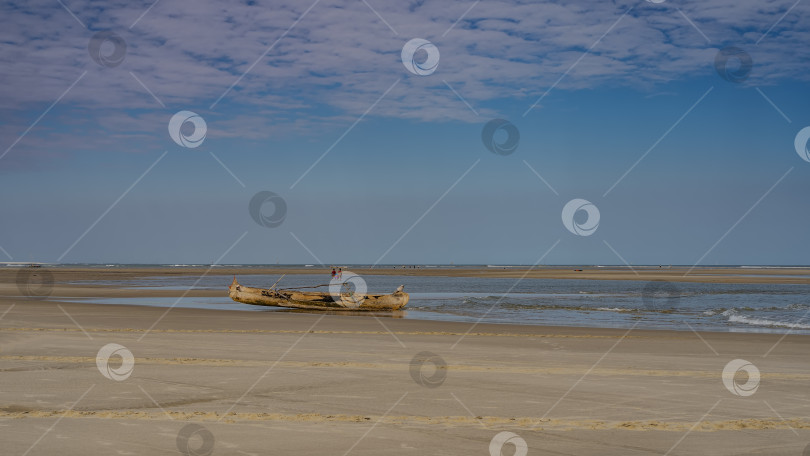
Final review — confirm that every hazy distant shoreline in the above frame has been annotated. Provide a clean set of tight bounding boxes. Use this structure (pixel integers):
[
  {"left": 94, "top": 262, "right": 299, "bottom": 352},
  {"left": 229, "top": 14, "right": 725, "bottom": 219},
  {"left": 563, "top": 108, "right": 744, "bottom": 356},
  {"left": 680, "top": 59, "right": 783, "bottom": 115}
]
[{"left": 3, "top": 265, "right": 810, "bottom": 285}]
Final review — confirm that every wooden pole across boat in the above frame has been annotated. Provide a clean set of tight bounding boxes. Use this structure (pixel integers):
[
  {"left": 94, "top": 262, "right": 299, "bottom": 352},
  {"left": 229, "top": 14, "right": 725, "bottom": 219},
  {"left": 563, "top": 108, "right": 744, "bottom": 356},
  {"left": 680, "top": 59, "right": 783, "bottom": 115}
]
[{"left": 269, "top": 274, "right": 286, "bottom": 289}]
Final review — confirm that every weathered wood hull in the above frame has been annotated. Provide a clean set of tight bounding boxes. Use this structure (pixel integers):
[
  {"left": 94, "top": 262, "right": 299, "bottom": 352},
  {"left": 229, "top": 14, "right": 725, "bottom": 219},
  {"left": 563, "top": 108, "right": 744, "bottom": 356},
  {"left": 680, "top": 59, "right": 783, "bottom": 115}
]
[{"left": 228, "top": 278, "right": 409, "bottom": 311}]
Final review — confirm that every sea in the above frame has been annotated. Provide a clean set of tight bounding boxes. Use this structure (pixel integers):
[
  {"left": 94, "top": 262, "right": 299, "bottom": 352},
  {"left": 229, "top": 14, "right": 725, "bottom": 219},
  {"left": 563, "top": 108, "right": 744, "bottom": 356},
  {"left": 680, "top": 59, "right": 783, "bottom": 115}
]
[{"left": 44, "top": 263, "right": 810, "bottom": 335}]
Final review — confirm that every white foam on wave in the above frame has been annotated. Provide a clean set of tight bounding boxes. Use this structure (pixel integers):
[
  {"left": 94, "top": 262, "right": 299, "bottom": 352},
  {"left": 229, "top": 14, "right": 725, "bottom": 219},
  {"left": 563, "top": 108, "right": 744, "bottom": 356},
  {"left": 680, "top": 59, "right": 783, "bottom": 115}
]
[{"left": 722, "top": 309, "right": 810, "bottom": 329}]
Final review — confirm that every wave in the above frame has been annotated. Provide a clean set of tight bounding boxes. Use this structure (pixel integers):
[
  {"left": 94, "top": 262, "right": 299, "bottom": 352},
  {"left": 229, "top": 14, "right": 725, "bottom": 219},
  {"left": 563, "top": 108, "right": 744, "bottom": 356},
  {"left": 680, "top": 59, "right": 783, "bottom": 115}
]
[
  {"left": 722, "top": 310, "right": 810, "bottom": 329},
  {"left": 453, "top": 299, "right": 649, "bottom": 313},
  {"left": 785, "top": 302, "right": 810, "bottom": 310}
]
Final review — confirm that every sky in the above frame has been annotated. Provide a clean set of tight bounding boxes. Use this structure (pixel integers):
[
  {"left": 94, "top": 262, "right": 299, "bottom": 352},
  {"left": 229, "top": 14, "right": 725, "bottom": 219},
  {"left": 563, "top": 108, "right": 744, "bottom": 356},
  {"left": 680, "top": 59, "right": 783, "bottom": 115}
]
[{"left": 1, "top": 0, "right": 809, "bottom": 265}]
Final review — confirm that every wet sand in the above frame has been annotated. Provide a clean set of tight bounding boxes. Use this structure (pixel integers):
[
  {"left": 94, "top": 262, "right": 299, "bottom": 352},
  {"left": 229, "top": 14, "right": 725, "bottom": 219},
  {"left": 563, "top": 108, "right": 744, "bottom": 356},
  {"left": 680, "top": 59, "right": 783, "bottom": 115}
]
[{"left": 1, "top": 284, "right": 808, "bottom": 455}]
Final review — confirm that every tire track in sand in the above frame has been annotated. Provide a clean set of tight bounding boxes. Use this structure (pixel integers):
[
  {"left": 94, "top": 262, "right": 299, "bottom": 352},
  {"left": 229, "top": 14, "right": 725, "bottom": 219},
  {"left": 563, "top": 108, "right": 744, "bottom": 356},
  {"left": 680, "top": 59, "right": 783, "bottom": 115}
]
[
  {"left": 2, "top": 355, "right": 809, "bottom": 379},
  {"left": 1, "top": 409, "right": 808, "bottom": 431}
]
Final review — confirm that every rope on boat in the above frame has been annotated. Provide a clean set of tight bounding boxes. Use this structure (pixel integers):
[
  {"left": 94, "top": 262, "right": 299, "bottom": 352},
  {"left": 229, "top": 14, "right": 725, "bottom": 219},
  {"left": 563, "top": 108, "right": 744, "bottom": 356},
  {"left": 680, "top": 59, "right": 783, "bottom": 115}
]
[
  {"left": 276, "top": 283, "right": 356, "bottom": 293},
  {"left": 276, "top": 283, "right": 331, "bottom": 290},
  {"left": 271, "top": 275, "right": 355, "bottom": 293}
]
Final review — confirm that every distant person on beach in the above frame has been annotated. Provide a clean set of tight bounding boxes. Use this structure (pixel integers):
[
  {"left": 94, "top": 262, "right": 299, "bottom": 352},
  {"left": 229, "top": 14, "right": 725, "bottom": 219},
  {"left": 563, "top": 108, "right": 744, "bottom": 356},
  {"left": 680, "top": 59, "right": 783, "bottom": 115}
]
[
  {"left": 338, "top": 267, "right": 342, "bottom": 279},
  {"left": 331, "top": 268, "right": 336, "bottom": 279}
]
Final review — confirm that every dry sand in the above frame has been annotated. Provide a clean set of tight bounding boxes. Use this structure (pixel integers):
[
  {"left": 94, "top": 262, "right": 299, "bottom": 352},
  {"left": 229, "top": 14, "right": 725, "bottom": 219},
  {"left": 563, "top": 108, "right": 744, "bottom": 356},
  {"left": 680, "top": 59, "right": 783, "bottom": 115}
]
[{"left": 0, "top": 267, "right": 809, "bottom": 455}]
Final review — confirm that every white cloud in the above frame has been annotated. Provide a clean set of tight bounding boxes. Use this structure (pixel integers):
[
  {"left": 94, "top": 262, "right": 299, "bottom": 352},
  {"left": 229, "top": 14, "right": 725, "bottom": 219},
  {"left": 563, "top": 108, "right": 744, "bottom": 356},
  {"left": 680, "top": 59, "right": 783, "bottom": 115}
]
[{"left": 1, "top": 0, "right": 808, "bottom": 156}]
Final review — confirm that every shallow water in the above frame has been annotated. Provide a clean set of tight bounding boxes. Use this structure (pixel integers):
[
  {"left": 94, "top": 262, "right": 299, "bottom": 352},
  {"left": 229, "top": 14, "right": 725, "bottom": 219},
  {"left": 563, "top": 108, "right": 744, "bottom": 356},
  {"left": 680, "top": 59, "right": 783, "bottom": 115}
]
[{"left": 61, "top": 272, "right": 810, "bottom": 334}]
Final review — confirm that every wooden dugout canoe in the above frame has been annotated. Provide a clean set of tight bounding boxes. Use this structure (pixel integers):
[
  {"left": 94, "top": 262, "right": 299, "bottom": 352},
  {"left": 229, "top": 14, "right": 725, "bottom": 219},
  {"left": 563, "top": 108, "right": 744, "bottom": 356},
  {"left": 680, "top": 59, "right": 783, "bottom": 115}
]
[{"left": 228, "top": 277, "right": 409, "bottom": 311}]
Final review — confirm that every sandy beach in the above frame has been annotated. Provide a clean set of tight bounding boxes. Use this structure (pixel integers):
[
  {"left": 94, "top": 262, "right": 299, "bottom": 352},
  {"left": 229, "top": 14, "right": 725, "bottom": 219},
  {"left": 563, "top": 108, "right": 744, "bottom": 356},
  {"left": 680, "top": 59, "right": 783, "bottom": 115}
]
[{"left": 1, "top": 267, "right": 809, "bottom": 455}]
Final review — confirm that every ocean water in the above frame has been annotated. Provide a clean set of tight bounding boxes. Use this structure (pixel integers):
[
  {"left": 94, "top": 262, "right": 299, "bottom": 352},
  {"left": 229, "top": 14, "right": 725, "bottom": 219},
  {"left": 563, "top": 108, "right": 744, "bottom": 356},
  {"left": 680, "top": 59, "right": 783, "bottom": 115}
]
[{"left": 63, "top": 272, "right": 810, "bottom": 334}]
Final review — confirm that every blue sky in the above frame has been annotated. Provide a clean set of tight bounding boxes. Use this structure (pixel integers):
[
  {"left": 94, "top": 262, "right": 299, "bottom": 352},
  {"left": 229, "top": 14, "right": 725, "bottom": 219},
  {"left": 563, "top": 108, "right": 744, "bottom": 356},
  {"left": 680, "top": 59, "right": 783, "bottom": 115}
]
[{"left": 1, "top": 0, "right": 809, "bottom": 265}]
